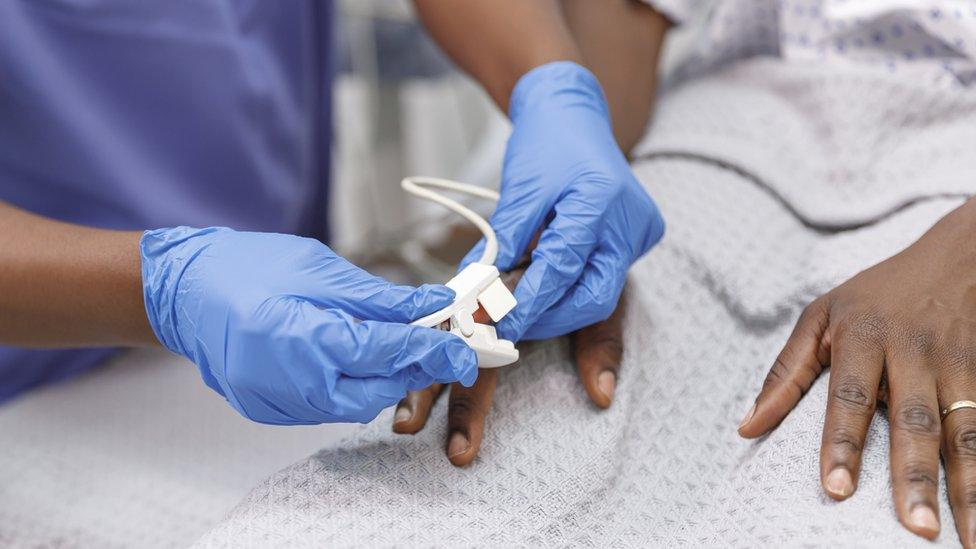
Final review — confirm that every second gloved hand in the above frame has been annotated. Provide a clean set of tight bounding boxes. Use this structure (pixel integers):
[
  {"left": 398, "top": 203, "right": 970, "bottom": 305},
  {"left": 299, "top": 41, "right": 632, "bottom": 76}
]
[
  {"left": 140, "top": 227, "right": 478, "bottom": 425},
  {"left": 460, "top": 61, "right": 665, "bottom": 341}
]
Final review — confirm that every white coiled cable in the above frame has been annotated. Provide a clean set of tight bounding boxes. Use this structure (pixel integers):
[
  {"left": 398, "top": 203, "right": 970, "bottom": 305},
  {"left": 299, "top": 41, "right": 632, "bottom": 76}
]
[{"left": 400, "top": 176, "right": 499, "bottom": 266}]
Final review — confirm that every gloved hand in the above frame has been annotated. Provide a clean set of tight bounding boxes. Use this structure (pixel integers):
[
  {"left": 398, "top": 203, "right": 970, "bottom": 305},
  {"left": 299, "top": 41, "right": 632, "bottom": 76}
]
[
  {"left": 460, "top": 61, "right": 664, "bottom": 341},
  {"left": 140, "top": 226, "right": 478, "bottom": 425}
]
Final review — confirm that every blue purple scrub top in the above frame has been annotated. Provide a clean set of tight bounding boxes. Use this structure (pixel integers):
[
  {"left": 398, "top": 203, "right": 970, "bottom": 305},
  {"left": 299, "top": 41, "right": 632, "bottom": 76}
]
[{"left": 0, "top": 0, "right": 335, "bottom": 402}]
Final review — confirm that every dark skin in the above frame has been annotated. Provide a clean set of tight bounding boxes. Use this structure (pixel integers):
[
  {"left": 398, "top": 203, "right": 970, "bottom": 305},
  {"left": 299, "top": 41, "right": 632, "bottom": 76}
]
[
  {"left": 394, "top": 236, "right": 628, "bottom": 466},
  {"left": 397, "top": 0, "right": 668, "bottom": 466},
  {"left": 414, "top": 0, "right": 669, "bottom": 153},
  {"left": 0, "top": 202, "right": 154, "bottom": 347},
  {"left": 739, "top": 197, "right": 976, "bottom": 547}
]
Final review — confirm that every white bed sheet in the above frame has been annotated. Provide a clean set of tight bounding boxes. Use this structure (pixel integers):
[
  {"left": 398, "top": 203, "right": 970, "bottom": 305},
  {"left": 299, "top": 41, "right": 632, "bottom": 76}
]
[{"left": 0, "top": 348, "right": 356, "bottom": 548}]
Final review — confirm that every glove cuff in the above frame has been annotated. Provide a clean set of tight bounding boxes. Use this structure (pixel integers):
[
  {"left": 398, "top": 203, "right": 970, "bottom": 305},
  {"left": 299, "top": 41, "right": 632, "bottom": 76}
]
[
  {"left": 508, "top": 61, "right": 610, "bottom": 123},
  {"left": 140, "top": 226, "right": 226, "bottom": 359}
]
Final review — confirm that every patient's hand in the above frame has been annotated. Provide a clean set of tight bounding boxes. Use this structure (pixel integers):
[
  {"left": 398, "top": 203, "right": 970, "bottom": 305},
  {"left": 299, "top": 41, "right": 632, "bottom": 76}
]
[
  {"left": 391, "top": 261, "right": 626, "bottom": 467},
  {"left": 739, "top": 198, "right": 976, "bottom": 546}
]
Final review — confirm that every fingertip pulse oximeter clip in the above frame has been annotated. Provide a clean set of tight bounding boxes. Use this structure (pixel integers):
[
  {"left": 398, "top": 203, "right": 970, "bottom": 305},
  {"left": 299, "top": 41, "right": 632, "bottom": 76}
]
[
  {"left": 402, "top": 176, "right": 519, "bottom": 369},
  {"left": 411, "top": 263, "right": 519, "bottom": 368}
]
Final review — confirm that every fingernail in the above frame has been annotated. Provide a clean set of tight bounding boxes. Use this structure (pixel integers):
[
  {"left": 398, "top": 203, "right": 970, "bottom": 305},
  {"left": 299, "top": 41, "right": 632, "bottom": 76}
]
[
  {"left": 909, "top": 505, "right": 939, "bottom": 536},
  {"left": 394, "top": 405, "right": 412, "bottom": 424},
  {"left": 738, "top": 404, "right": 756, "bottom": 430},
  {"left": 825, "top": 468, "right": 853, "bottom": 498},
  {"left": 598, "top": 371, "right": 616, "bottom": 401},
  {"left": 447, "top": 431, "right": 470, "bottom": 458}
]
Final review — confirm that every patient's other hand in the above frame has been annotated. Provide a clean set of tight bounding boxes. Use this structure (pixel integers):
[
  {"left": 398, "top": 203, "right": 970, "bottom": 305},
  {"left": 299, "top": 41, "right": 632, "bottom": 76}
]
[
  {"left": 391, "top": 261, "right": 626, "bottom": 467},
  {"left": 739, "top": 198, "right": 976, "bottom": 547}
]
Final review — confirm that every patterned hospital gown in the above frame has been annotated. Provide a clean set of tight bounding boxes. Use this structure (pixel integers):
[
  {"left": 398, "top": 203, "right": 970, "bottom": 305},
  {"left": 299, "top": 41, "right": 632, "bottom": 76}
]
[{"left": 644, "top": 0, "right": 976, "bottom": 88}]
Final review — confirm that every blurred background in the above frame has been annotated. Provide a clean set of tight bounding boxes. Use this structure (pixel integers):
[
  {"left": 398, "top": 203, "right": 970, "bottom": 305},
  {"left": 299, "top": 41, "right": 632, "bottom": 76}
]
[{"left": 330, "top": 0, "right": 510, "bottom": 284}]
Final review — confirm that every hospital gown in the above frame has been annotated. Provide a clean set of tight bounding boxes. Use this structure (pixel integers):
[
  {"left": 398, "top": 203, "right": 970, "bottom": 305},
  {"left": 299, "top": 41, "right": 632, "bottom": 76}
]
[
  {"left": 648, "top": 0, "right": 976, "bottom": 88},
  {"left": 194, "top": 2, "right": 976, "bottom": 547}
]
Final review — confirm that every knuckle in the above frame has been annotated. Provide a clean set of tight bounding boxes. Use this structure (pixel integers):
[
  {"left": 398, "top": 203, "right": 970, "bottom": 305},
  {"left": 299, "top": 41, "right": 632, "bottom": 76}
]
[
  {"left": 893, "top": 402, "right": 940, "bottom": 437},
  {"left": 766, "top": 356, "right": 790, "bottom": 383},
  {"left": 448, "top": 396, "right": 476, "bottom": 419},
  {"left": 597, "top": 340, "right": 624, "bottom": 366},
  {"left": 829, "top": 431, "right": 864, "bottom": 455},
  {"left": 965, "top": 486, "right": 976, "bottom": 509},
  {"left": 763, "top": 355, "right": 808, "bottom": 399},
  {"left": 603, "top": 336, "right": 624, "bottom": 358},
  {"left": 837, "top": 310, "right": 888, "bottom": 346},
  {"left": 902, "top": 464, "right": 939, "bottom": 489},
  {"left": 940, "top": 345, "right": 975, "bottom": 379},
  {"left": 799, "top": 297, "right": 829, "bottom": 325},
  {"left": 577, "top": 330, "right": 624, "bottom": 368},
  {"left": 948, "top": 426, "right": 976, "bottom": 458},
  {"left": 903, "top": 326, "right": 938, "bottom": 356},
  {"left": 830, "top": 381, "right": 875, "bottom": 411}
]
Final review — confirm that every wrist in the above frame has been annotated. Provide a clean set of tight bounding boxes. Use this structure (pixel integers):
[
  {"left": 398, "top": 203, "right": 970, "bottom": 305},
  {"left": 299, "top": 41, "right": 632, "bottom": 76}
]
[
  {"left": 140, "top": 226, "right": 228, "bottom": 358},
  {"left": 928, "top": 197, "right": 976, "bottom": 242},
  {"left": 956, "top": 196, "right": 976, "bottom": 228},
  {"left": 945, "top": 198, "right": 976, "bottom": 256}
]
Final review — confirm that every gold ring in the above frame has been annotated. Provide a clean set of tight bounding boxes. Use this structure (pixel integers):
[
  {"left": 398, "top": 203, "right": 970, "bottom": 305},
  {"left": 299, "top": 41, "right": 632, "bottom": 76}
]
[{"left": 941, "top": 400, "right": 976, "bottom": 421}]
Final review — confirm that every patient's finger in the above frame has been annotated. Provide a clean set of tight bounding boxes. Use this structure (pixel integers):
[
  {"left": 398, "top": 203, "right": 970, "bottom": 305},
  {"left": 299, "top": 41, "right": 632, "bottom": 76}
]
[
  {"left": 886, "top": 351, "right": 940, "bottom": 540},
  {"left": 400, "top": 238, "right": 528, "bottom": 452},
  {"left": 446, "top": 369, "right": 499, "bottom": 467},
  {"left": 819, "top": 333, "right": 884, "bottom": 501},
  {"left": 739, "top": 297, "right": 831, "bottom": 438},
  {"left": 393, "top": 383, "right": 445, "bottom": 434},
  {"left": 573, "top": 285, "right": 626, "bottom": 409},
  {"left": 940, "top": 374, "right": 976, "bottom": 549},
  {"left": 440, "top": 270, "right": 512, "bottom": 465}
]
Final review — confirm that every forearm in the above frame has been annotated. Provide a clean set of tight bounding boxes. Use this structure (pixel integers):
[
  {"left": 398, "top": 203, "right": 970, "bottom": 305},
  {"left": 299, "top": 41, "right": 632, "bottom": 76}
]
[
  {"left": 561, "top": 0, "right": 670, "bottom": 153},
  {"left": 413, "top": 0, "right": 582, "bottom": 112},
  {"left": 413, "top": 0, "right": 669, "bottom": 153},
  {"left": 0, "top": 201, "right": 155, "bottom": 347}
]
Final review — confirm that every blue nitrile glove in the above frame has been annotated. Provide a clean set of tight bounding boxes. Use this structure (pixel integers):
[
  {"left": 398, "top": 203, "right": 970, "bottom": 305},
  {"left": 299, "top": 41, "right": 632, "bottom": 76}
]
[
  {"left": 460, "top": 61, "right": 665, "bottom": 341},
  {"left": 140, "top": 226, "right": 478, "bottom": 425}
]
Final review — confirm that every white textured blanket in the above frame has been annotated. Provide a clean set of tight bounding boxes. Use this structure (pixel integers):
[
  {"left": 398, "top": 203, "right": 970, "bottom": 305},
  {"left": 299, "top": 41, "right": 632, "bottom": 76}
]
[{"left": 195, "top": 61, "right": 976, "bottom": 547}]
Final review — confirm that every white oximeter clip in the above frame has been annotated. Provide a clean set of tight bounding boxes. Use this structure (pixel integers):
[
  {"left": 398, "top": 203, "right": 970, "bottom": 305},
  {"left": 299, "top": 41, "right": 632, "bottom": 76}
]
[
  {"left": 411, "top": 263, "right": 519, "bottom": 368},
  {"left": 400, "top": 176, "right": 519, "bottom": 368}
]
